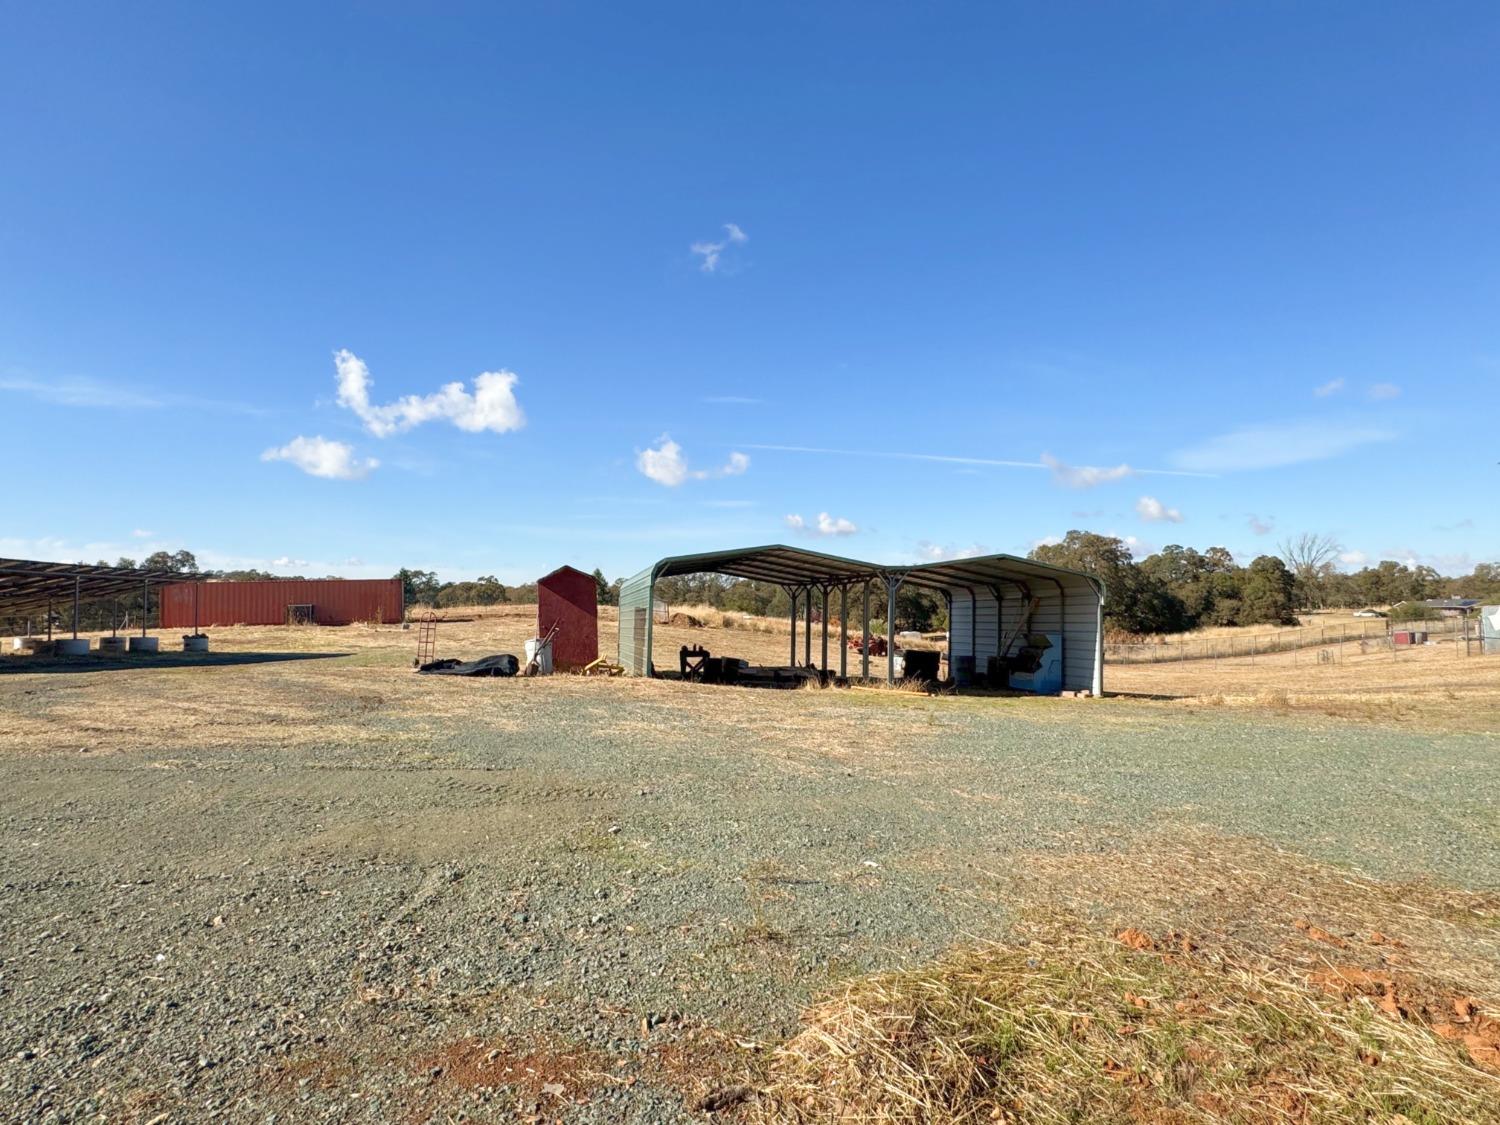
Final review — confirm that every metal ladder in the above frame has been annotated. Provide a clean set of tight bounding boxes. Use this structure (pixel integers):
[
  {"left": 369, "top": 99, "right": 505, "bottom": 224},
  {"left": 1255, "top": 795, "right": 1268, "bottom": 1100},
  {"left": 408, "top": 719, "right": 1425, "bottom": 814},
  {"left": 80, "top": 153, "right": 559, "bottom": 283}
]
[{"left": 415, "top": 611, "right": 438, "bottom": 668}]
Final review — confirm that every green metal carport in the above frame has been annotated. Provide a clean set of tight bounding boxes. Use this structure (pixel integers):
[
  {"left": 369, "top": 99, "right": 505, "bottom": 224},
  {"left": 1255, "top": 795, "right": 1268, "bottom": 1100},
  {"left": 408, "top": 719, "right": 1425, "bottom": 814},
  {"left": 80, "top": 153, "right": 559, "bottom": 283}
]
[{"left": 617, "top": 544, "right": 1105, "bottom": 695}]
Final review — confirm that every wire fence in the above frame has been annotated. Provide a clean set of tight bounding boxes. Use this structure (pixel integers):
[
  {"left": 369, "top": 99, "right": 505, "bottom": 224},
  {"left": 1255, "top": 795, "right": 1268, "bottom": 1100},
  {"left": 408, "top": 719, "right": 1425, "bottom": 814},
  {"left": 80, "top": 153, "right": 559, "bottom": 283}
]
[{"left": 1104, "top": 616, "right": 1475, "bottom": 664}]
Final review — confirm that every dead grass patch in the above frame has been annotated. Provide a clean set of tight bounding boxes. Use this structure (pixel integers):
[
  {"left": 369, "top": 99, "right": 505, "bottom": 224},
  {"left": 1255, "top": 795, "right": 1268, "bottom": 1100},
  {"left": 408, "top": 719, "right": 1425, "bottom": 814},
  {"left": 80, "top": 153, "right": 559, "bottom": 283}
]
[
  {"left": 754, "top": 928, "right": 1500, "bottom": 1124},
  {"left": 752, "top": 830, "right": 1500, "bottom": 1123}
]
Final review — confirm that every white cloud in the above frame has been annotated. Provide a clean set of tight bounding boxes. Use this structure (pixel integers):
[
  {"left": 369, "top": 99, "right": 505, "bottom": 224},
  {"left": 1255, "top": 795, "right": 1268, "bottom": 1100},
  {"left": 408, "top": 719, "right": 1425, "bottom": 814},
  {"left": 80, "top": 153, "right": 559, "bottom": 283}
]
[
  {"left": 1040, "top": 452, "right": 1134, "bottom": 489},
  {"left": 1368, "top": 382, "right": 1401, "bottom": 401},
  {"left": 1339, "top": 550, "right": 1368, "bottom": 566},
  {"left": 333, "top": 349, "right": 525, "bottom": 438},
  {"left": 261, "top": 435, "right": 379, "bottom": 480},
  {"left": 638, "top": 436, "right": 690, "bottom": 486},
  {"left": 1135, "top": 496, "right": 1183, "bottom": 523},
  {"left": 1247, "top": 514, "right": 1274, "bottom": 536},
  {"left": 1170, "top": 420, "right": 1395, "bottom": 472},
  {"left": 130, "top": 528, "right": 154, "bottom": 539},
  {"left": 918, "top": 540, "right": 990, "bottom": 560},
  {"left": 690, "top": 223, "right": 748, "bottom": 273},
  {"left": 1313, "top": 378, "right": 1346, "bottom": 397},
  {"left": 787, "top": 512, "right": 859, "bottom": 537},
  {"left": 635, "top": 435, "right": 750, "bottom": 487},
  {"left": 1027, "top": 536, "right": 1063, "bottom": 552},
  {"left": 271, "top": 556, "right": 310, "bottom": 568}
]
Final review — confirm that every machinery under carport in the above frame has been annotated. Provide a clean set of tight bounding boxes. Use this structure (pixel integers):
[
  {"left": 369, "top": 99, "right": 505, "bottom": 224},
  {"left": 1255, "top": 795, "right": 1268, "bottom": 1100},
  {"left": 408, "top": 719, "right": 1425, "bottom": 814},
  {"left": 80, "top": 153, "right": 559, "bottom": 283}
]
[{"left": 617, "top": 545, "right": 1105, "bottom": 695}]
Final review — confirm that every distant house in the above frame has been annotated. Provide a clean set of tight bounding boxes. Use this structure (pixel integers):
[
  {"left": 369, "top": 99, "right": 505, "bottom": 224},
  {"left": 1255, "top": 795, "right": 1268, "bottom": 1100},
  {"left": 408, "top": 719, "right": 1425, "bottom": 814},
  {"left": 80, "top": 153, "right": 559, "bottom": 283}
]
[{"left": 1421, "top": 597, "right": 1480, "bottom": 618}]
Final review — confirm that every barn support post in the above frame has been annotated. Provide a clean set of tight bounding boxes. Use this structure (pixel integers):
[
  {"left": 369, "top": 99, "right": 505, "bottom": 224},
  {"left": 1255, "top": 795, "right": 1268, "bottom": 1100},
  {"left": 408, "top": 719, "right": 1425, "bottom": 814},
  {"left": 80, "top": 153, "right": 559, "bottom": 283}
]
[
  {"left": 47, "top": 599, "right": 53, "bottom": 641},
  {"left": 72, "top": 575, "right": 80, "bottom": 639},
  {"left": 1093, "top": 589, "right": 1105, "bottom": 697},
  {"left": 885, "top": 573, "right": 905, "bottom": 684},
  {"left": 820, "top": 586, "right": 829, "bottom": 673},
  {"left": 787, "top": 588, "right": 798, "bottom": 666},
  {"left": 803, "top": 590, "right": 812, "bottom": 666},
  {"left": 861, "top": 581, "right": 870, "bottom": 680},
  {"left": 838, "top": 585, "right": 848, "bottom": 679},
  {"left": 141, "top": 577, "right": 149, "bottom": 637}
]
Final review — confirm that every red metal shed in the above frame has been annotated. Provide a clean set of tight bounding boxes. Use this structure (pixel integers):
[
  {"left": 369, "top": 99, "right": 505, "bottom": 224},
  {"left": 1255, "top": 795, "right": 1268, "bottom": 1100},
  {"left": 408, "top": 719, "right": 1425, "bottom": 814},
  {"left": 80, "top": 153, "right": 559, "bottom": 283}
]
[
  {"left": 538, "top": 566, "right": 598, "bottom": 670},
  {"left": 158, "top": 578, "right": 404, "bottom": 628}
]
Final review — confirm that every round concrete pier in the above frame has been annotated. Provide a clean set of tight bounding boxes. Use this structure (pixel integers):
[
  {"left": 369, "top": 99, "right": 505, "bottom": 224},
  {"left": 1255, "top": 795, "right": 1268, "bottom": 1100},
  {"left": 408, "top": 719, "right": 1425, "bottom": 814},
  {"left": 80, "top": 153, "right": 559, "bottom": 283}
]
[
  {"left": 128, "top": 636, "right": 160, "bottom": 654},
  {"left": 55, "top": 638, "right": 90, "bottom": 656},
  {"left": 97, "top": 636, "right": 128, "bottom": 654},
  {"left": 182, "top": 635, "right": 209, "bottom": 653}
]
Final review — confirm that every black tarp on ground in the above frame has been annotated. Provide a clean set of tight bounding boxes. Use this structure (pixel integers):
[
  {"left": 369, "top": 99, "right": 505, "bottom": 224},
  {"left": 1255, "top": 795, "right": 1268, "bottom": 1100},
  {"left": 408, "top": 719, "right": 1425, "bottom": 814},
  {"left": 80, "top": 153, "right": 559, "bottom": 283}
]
[{"left": 417, "top": 654, "right": 519, "bottom": 677}]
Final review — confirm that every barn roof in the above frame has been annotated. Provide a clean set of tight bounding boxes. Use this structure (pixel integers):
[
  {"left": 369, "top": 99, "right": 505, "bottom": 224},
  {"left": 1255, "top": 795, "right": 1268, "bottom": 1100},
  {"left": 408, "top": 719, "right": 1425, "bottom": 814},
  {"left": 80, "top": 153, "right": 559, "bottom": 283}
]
[
  {"left": 0, "top": 558, "right": 181, "bottom": 617},
  {"left": 646, "top": 544, "right": 1105, "bottom": 599}
]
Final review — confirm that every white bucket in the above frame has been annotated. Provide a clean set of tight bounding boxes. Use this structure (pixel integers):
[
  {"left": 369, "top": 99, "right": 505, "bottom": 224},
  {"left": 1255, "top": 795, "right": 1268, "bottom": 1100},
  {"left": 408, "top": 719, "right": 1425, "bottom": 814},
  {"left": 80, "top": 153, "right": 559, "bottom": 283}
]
[
  {"left": 55, "top": 638, "right": 90, "bottom": 656},
  {"left": 128, "top": 636, "right": 160, "bottom": 654},
  {"left": 524, "top": 638, "right": 554, "bottom": 675}
]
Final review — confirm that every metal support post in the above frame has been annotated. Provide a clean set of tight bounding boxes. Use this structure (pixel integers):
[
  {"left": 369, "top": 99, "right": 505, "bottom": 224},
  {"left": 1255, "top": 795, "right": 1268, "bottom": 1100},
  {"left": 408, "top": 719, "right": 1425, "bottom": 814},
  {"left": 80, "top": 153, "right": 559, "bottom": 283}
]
[
  {"left": 839, "top": 585, "right": 848, "bottom": 678},
  {"left": 788, "top": 588, "right": 798, "bottom": 666},
  {"left": 820, "top": 586, "right": 829, "bottom": 673},
  {"left": 804, "top": 594, "right": 816, "bottom": 666},
  {"left": 861, "top": 581, "right": 870, "bottom": 680},
  {"left": 886, "top": 576, "right": 898, "bottom": 684},
  {"left": 72, "top": 575, "right": 80, "bottom": 639}
]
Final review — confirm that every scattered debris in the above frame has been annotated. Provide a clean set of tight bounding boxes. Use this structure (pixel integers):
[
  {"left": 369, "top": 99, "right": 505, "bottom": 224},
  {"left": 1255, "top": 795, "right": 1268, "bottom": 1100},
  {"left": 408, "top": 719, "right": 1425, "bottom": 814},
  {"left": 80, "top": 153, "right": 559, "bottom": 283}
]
[{"left": 417, "top": 654, "right": 519, "bottom": 677}]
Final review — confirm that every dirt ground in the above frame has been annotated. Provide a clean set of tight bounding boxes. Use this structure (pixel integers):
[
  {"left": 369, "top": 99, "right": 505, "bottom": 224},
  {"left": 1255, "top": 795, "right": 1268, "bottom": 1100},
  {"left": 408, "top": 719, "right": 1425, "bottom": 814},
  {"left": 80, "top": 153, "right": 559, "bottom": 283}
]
[{"left": 1, "top": 609, "right": 1497, "bottom": 1121}]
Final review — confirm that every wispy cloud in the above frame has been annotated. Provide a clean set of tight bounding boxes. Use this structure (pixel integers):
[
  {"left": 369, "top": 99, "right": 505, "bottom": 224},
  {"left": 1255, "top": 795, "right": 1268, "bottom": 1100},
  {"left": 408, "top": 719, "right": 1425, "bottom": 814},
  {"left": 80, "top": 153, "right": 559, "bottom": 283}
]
[
  {"left": 1339, "top": 549, "right": 1368, "bottom": 566},
  {"left": 745, "top": 444, "right": 1209, "bottom": 478},
  {"left": 1313, "top": 378, "right": 1346, "bottom": 398},
  {"left": 1135, "top": 496, "right": 1183, "bottom": 523},
  {"left": 636, "top": 435, "right": 750, "bottom": 487},
  {"left": 271, "top": 555, "right": 310, "bottom": 568},
  {"left": 1368, "top": 381, "right": 1401, "bottom": 401},
  {"left": 261, "top": 435, "right": 379, "bottom": 480},
  {"left": 130, "top": 528, "right": 155, "bottom": 539},
  {"left": 1170, "top": 420, "right": 1395, "bottom": 472},
  {"left": 1041, "top": 452, "right": 1135, "bottom": 489},
  {"left": 786, "top": 512, "right": 858, "bottom": 537},
  {"left": 690, "top": 223, "right": 749, "bottom": 273},
  {"left": 0, "top": 373, "right": 268, "bottom": 415},
  {"left": 1247, "top": 514, "right": 1274, "bottom": 536},
  {"left": 333, "top": 349, "right": 525, "bottom": 438}
]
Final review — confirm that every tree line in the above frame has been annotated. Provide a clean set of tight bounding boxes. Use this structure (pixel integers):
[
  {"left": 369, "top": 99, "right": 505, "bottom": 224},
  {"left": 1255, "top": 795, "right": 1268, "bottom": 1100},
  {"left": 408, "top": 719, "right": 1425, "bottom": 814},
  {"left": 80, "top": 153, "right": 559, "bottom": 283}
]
[{"left": 1029, "top": 531, "right": 1500, "bottom": 637}]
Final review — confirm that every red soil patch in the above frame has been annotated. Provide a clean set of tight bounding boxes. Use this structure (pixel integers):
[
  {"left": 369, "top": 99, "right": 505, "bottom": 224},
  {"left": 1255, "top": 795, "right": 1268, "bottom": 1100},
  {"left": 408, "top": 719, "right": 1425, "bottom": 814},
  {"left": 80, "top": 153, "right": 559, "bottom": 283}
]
[
  {"left": 1309, "top": 966, "right": 1500, "bottom": 1073},
  {"left": 410, "top": 1035, "right": 606, "bottom": 1098}
]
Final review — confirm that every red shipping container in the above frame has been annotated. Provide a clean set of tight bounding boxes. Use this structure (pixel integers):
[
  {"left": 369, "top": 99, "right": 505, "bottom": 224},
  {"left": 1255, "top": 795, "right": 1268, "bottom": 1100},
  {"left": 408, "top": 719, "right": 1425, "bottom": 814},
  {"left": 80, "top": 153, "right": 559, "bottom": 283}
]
[
  {"left": 537, "top": 566, "right": 598, "bottom": 670},
  {"left": 158, "top": 578, "right": 404, "bottom": 628}
]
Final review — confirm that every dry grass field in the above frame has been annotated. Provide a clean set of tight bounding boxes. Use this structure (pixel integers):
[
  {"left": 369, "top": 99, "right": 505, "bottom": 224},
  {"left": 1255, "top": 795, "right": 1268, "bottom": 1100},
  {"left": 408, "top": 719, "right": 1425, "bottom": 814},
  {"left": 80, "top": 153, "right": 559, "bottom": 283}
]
[{"left": 2, "top": 605, "right": 1498, "bottom": 1122}]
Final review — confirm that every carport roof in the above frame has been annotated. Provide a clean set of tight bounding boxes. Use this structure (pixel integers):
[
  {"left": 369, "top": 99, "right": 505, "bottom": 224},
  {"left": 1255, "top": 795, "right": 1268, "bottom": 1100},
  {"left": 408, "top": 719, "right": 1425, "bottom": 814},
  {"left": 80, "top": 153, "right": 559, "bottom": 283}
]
[
  {"left": 0, "top": 558, "right": 182, "bottom": 617},
  {"left": 647, "top": 544, "right": 1105, "bottom": 600}
]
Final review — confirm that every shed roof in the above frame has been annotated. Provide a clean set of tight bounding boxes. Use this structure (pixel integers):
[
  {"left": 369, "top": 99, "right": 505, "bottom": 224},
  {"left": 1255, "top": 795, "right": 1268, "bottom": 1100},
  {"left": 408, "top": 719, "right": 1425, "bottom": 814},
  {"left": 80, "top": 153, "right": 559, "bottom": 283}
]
[
  {"left": 647, "top": 544, "right": 1105, "bottom": 601},
  {"left": 0, "top": 558, "right": 182, "bottom": 617}
]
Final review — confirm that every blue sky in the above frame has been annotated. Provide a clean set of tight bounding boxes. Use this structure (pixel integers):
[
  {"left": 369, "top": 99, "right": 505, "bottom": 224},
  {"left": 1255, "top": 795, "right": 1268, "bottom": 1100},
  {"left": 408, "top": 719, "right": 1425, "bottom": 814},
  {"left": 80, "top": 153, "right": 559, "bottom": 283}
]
[{"left": 3, "top": 2, "right": 1495, "bottom": 584}]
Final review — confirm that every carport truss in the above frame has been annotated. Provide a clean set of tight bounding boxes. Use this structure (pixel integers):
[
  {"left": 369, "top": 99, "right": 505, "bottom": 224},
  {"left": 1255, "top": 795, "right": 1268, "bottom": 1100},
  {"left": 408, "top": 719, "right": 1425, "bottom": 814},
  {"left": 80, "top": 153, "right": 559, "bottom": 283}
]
[
  {"left": 617, "top": 544, "right": 1105, "bottom": 694},
  {"left": 1, "top": 558, "right": 184, "bottom": 641}
]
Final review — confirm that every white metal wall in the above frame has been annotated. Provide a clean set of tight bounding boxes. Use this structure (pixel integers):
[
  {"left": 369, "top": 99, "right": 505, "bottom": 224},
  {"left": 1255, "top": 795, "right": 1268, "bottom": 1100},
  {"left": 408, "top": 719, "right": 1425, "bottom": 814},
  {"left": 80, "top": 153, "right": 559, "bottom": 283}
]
[{"left": 948, "top": 577, "right": 1101, "bottom": 693}]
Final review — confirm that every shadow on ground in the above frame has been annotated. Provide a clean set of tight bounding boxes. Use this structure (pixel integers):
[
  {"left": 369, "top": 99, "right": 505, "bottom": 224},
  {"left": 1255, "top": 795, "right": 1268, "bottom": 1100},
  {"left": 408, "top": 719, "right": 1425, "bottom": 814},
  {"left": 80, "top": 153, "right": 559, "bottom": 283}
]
[{"left": 0, "top": 651, "right": 350, "bottom": 674}]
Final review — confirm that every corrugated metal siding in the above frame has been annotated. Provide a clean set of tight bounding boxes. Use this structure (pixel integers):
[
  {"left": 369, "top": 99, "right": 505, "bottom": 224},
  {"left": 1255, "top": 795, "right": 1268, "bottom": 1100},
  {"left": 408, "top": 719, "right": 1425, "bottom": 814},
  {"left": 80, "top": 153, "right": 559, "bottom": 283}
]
[
  {"left": 617, "top": 567, "right": 653, "bottom": 675},
  {"left": 158, "top": 578, "right": 404, "bottom": 627},
  {"left": 945, "top": 579, "right": 1100, "bottom": 693},
  {"left": 538, "top": 567, "right": 599, "bottom": 670}
]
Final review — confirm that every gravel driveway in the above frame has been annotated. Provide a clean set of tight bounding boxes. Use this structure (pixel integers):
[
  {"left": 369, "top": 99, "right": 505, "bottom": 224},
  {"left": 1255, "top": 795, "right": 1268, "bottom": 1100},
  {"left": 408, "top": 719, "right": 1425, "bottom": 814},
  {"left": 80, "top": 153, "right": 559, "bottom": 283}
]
[{"left": 2, "top": 665, "right": 1496, "bottom": 1122}]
